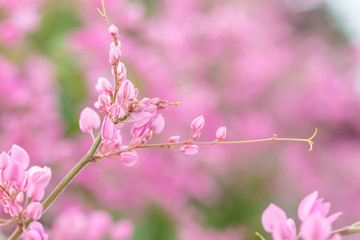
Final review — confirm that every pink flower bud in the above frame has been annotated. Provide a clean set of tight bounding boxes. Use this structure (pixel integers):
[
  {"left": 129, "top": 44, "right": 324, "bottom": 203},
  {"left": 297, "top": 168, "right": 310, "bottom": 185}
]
[
  {"left": 29, "top": 166, "right": 52, "bottom": 188},
  {"left": 298, "top": 191, "right": 330, "bottom": 222},
  {"left": 168, "top": 136, "right": 180, "bottom": 143},
  {"left": 16, "top": 192, "right": 24, "bottom": 204},
  {"left": 130, "top": 111, "right": 153, "bottom": 128},
  {"left": 150, "top": 113, "right": 165, "bottom": 134},
  {"left": 4, "top": 161, "right": 25, "bottom": 184},
  {"left": 191, "top": 115, "right": 205, "bottom": 130},
  {"left": 119, "top": 80, "right": 135, "bottom": 101},
  {"left": 216, "top": 126, "right": 227, "bottom": 140},
  {"left": 109, "top": 45, "right": 121, "bottom": 66},
  {"left": 191, "top": 130, "right": 201, "bottom": 141},
  {"left": 262, "top": 203, "right": 287, "bottom": 233},
  {"left": 19, "top": 171, "right": 31, "bottom": 192},
  {"left": 109, "top": 24, "right": 119, "bottom": 36},
  {"left": 27, "top": 183, "right": 45, "bottom": 201},
  {"left": 0, "top": 151, "right": 10, "bottom": 169},
  {"left": 95, "top": 94, "right": 111, "bottom": 112},
  {"left": 120, "top": 151, "right": 139, "bottom": 167},
  {"left": 95, "top": 77, "right": 112, "bottom": 94},
  {"left": 6, "top": 202, "right": 23, "bottom": 217},
  {"left": 300, "top": 213, "right": 331, "bottom": 240},
  {"left": 180, "top": 145, "right": 199, "bottom": 156},
  {"left": 25, "top": 221, "right": 48, "bottom": 240},
  {"left": 24, "top": 202, "right": 43, "bottom": 220},
  {"left": 79, "top": 107, "right": 101, "bottom": 133},
  {"left": 130, "top": 125, "right": 147, "bottom": 138},
  {"left": 10, "top": 144, "right": 30, "bottom": 170},
  {"left": 102, "top": 117, "right": 116, "bottom": 140},
  {"left": 117, "top": 62, "right": 127, "bottom": 82}
]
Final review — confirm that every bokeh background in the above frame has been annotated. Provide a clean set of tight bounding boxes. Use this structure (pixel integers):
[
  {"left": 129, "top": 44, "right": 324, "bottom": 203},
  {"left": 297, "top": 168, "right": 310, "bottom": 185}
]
[{"left": 0, "top": 0, "right": 360, "bottom": 239}]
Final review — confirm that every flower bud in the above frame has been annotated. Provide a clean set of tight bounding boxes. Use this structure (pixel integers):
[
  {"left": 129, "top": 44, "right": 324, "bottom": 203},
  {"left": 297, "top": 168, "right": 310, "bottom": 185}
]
[
  {"left": 102, "top": 117, "right": 116, "bottom": 140},
  {"left": 191, "top": 115, "right": 205, "bottom": 130},
  {"left": 79, "top": 107, "right": 101, "bottom": 133},
  {"left": 0, "top": 151, "right": 10, "bottom": 169},
  {"left": 25, "top": 221, "right": 48, "bottom": 240},
  {"left": 95, "top": 77, "right": 112, "bottom": 94},
  {"left": 130, "top": 111, "right": 153, "bottom": 128},
  {"left": 27, "top": 183, "right": 45, "bottom": 201},
  {"left": 10, "top": 144, "right": 30, "bottom": 170},
  {"left": 180, "top": 145, "right": 199, "bottom": 156},
  {"left": 117, "top": 62, "right": 127, "bottom": 82},
  {"left": 29, "top": 166, "right": 52, "bottom": 188},
  {"left": 109, "top": 45, "right": 121, "bottom": 66},
  {"left": 119, "top": 80, "right": 136, "bottom": 102},
  {"left": 191, "top": 130, "right": 201, "bottom": 141},
  {"left": 120, "top": 151, "right": 139, "bottom": 167},
  {"left": 4, "top": 161, "right": 25, "bottom": 184},
  {"left": 150, "top": 113, "right": 165, "bottom": 134},
  {"left": 215, "top": 126, "right": 227, "bottom": 140},
  {"left": 24, "top": 202, "right": 43, "bottom": 220},
  {"left": 109, "top": 24, "right": 119, "bottom": 37},
  {"left": 6, "top": 202, "right": 22, "bottom": 217},
  {"left": 168, "top": 136, "right": 180, "bottom": 143}
]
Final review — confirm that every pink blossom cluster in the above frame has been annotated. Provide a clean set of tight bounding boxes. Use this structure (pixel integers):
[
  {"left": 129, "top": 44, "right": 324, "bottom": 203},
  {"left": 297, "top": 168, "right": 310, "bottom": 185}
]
[
  {"left": 262, "top": 191, "right": 342, "bottom": 240},
  {"left": 49, "top": 207, "right": 133, "bottom": 240},
  {"left": 66, "top": 0, "right": 360, "bottom": 238},
  {"left": 0, "top": 145, "right": 51, "bottom": 239}
]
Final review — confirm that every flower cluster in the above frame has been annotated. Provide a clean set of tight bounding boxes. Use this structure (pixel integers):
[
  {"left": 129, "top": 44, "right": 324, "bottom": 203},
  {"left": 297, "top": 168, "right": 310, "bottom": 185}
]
[
  {"left": 79, "top": 23, "right": 185, "bottom": 166},
  {"left": 262, "top": 191, "right": 342, "bottom": 240},
  {"left": 0, "top": 145, "right": 51, "bottom": 240},
  {"left": 49, "top": 207, "right": 133, "bottom": 240}
]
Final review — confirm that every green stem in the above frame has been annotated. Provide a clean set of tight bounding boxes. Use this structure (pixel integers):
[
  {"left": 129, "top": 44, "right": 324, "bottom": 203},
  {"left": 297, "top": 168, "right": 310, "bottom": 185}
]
[
  {"left": 8, "top": 134, "right": 102, "bottom": 240},
  {"left": 331, "top": 226, "right": 360, "bottom": 236}
]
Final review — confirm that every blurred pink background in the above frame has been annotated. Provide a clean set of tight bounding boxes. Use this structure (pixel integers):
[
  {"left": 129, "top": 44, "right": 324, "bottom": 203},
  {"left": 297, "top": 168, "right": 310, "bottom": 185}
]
[{"left": 0, "top": 0, "right": 359, "bottom": 239}]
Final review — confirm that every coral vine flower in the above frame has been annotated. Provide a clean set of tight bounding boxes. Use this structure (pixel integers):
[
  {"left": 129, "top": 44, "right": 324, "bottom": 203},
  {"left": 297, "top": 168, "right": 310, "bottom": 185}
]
[
  {"left": 191, "top": 115, "right": 205, "bottom": 130},
  {"left": 262, "top": 191, "right": 342, "bottom": 240},
  {"left": 216, "top": 126, "right": 227, "bottom": 140},
  {"left": 79, "top": 107, "right": 101, "bottom": 134}
]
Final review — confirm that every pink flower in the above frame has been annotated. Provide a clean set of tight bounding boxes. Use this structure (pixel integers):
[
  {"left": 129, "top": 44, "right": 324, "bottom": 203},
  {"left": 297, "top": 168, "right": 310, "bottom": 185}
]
[
  {"left": 4, "top": 161, "right": 25, "bottom": 184},
  {"left": 109, "top": 24, "right": 119, "bottom": 37},
  {"left": 180, "top": 145, "right": 199, "bottom": 156},
  {"left": 95, "top": 77, "right": 112, "bottom": 94},
  {"left": 24, "top": 202, "right": 43, "bottom": 220},
  {"left": 117, "top": 62, "right": 127, "bottom": 82},
  {"left": 94, "top": 94, "right": 111, "bottom": 112},
  {"left": 262, "top": 204, "right": 297, "bottom": 240},
  {"left": 102, "top": 117, "right": 117, "bottom": 140},
  {"left": 24, "top": 221, "right": 48, "bottom": 240},
  {"left": 119, "top": 80, "right": 136, "bottom": 102},
  {"left": 130, "top": 111, "right": 153, "bottom": 128},
  {"left": 191, "top": 115, "right": 205, "bottom": 130},
  {"left": 216, "top": 126, "right": 227, "bottom": 140},
  {"left": 79, "top": 107, "right": 101, "bottom": 133},
  {"left": 150, "top": 113, "right": 165, "bottom": 134},
  {"left": 120, "top": 151, "right": 139, "bottom": 167},
  {"left": 5, "top": 202, "right": 22, "bottom": 217},
  {"left": 0, "top": 151, "right": 10, "bottom": 169},
  {"left": 109, "top": 45, "right": 121, "bottom": 66},
  {"left": 168, "top": 136, "right": 180, "bottom": 143},
  {"left": 300, "top": 213, "right": 331, "bottom": 240},
  {"left": 298, "top": 191, "right": 342, "bottom": 223},
  {"left": 9, "top": 144, "right": 30, "bottom": 170},
  {"left": 262, "top": 203, "right": 288, "bottom": 233}
]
